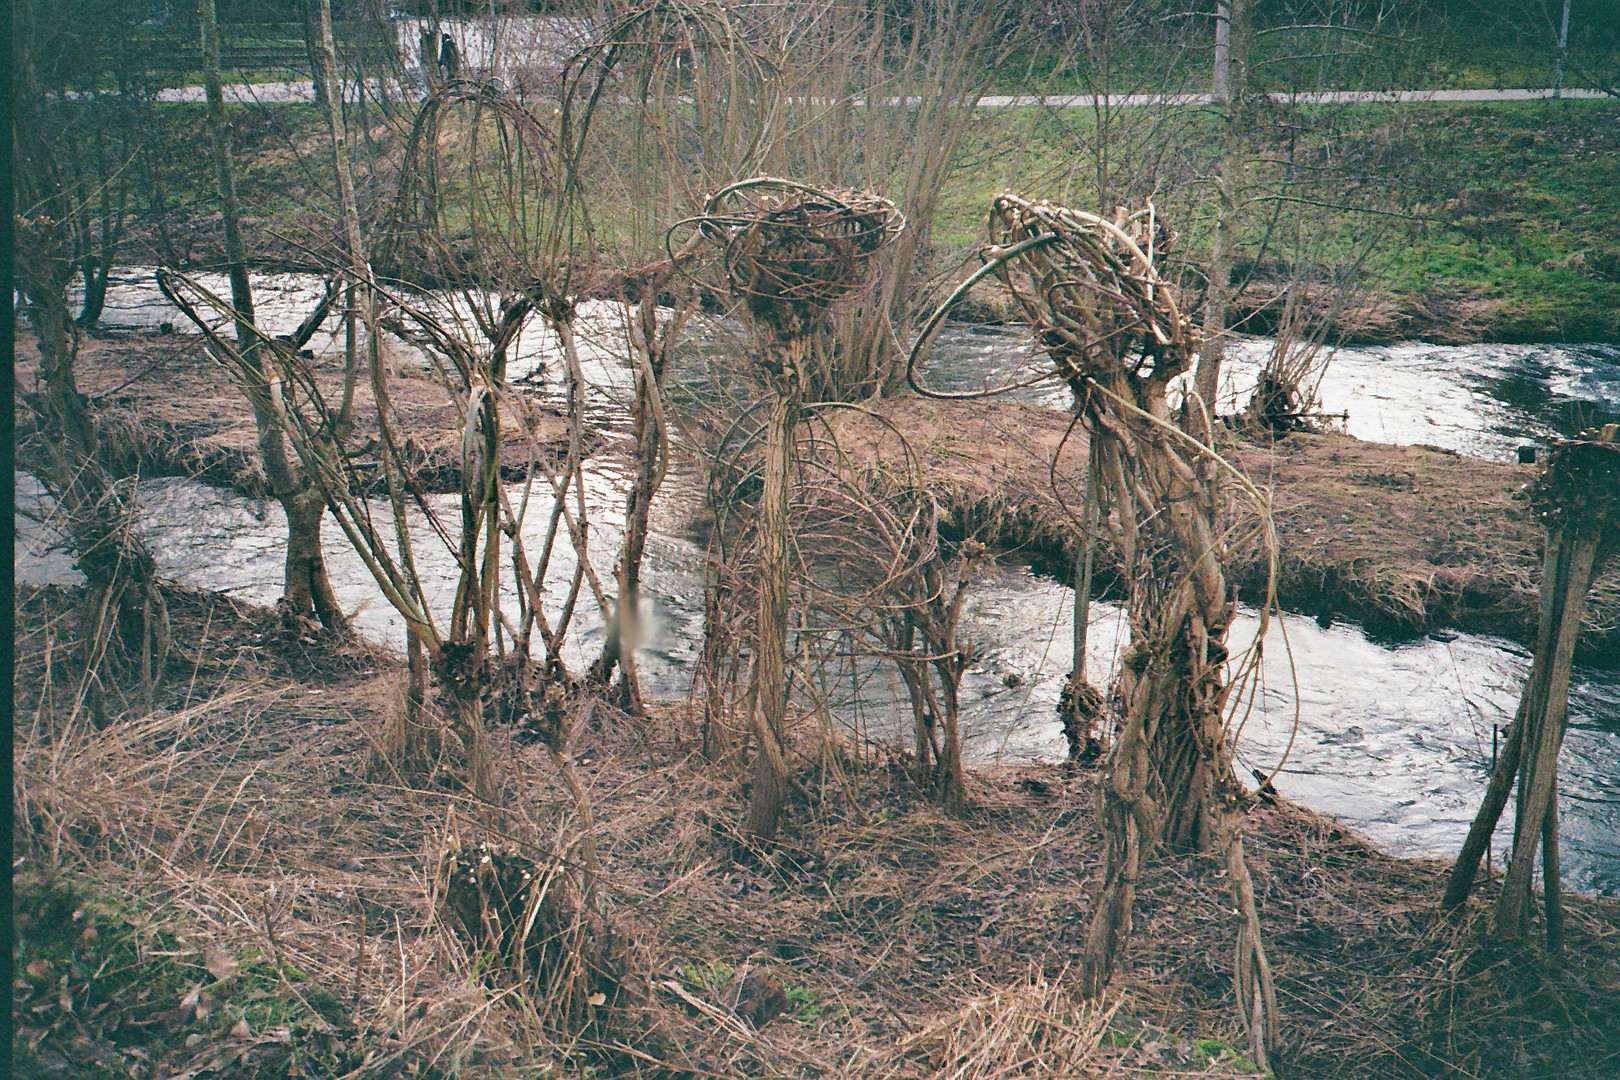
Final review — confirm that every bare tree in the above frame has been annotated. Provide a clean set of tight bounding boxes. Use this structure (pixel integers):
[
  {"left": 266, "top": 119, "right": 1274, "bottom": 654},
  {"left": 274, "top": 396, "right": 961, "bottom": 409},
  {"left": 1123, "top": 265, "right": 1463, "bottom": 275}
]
[
  {"left": 195, "top": 0, "right": 347, "bottom": 629},
  {"left": 768, "top": 0, "right": 1035, "bottom": 400},
  {"left": 684, "top": 179, "right": 904, "bottom": 841},
  {"left": 14, "top": 5, "right": 169, "bottom": 721},
  {"left": 561, "top": 1, "right": 772, "bottom": 710}
]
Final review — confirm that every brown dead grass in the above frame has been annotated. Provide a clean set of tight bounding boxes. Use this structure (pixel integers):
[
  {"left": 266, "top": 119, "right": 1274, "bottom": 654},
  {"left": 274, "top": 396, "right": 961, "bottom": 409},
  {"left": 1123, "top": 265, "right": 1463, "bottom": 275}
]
[{"left": 14, "top": 584, "right": 1620, "bottom": 1079}]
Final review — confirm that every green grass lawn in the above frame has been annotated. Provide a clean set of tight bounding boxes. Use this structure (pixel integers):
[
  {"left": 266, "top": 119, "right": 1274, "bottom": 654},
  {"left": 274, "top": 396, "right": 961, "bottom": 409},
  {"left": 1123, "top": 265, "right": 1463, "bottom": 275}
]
[
  {"left": 992, "top": 12, "right": 1617, "bottom": 97},
  {"left": 1379, "top": 101, "right": 1620, "bottom": 340}
]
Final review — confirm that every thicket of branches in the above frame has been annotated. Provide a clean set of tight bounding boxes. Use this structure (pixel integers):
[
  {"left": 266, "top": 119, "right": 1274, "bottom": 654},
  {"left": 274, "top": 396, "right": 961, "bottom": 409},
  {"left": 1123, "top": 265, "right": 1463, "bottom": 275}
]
[{"left": 16, "top": 0, "right": 1589, "bottom": 1070}]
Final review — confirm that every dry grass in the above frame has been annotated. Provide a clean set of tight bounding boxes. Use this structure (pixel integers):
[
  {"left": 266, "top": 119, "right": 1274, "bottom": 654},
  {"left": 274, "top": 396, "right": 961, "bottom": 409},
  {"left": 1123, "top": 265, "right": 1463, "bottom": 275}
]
[{"left": 14, "top": 583, "right": 1620, "bottom": 1079}]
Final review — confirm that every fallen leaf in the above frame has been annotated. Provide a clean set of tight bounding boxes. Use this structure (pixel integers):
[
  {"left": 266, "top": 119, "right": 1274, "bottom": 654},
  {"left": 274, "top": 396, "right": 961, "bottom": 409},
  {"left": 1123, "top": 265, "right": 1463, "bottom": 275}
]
[
  {"left": 586, "top": 992, "right": 606, "bottom": 1007},
  {"left": 25, "top": 960, "right": 49, "bottom": 979},
  {"left": 204, "top": 947, "right": 239, "bottom": 982},
  {"left": 231, "top": 1018, "right": 252, "bottom": 1039}
]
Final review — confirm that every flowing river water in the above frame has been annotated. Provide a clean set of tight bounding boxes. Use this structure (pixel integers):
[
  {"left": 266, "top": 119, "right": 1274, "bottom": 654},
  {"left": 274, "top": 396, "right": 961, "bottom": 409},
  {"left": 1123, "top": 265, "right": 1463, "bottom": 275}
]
[{"left": 16, "top": 269, "right": 1620, "bottom": 894}]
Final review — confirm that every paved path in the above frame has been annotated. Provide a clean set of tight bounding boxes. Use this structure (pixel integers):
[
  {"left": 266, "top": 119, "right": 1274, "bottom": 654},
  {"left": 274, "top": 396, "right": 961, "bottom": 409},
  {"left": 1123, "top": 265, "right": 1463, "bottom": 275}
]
[
  {"left": 155, "top": 80, "right": 1610, "bottom": 106},
  {"left": 979, "top": 87, "right": 1610, "bottom": 107}
]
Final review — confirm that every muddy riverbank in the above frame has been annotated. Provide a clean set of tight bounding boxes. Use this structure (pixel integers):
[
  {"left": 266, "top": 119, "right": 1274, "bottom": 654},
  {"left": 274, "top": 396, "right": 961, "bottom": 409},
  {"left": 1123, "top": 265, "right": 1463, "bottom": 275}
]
[
  {"left": 18, "top": 325, "right": 1620, "bottom": 653},
  {"left": 14, "top": 328, "right": 583, "bottom": 498},
  {"left": 838, "top": 396, "right": 1620, "bottom": 654}
]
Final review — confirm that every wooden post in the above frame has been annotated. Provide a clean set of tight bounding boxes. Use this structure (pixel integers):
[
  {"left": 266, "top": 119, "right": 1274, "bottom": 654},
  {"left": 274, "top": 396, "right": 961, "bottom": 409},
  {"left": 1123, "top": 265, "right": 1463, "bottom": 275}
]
[{"left": 1442, "top": 425, "right": 1619, "bottom": 949}]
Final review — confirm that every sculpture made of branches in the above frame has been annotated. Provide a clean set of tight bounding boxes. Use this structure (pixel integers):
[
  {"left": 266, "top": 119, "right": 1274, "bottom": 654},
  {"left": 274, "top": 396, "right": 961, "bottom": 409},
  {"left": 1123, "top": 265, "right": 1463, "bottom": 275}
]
[
  {"left": 679, "top": 178, "right": 903, "bottom": 840},
  {"left": 910, "top": 194, "right": 1278, "bottom": 1069}
]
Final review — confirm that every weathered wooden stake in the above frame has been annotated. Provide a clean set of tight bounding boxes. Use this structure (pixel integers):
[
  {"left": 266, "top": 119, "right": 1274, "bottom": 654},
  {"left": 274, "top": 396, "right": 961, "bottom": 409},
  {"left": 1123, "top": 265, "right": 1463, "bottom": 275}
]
[{"left": 1442, "top": 425, "right": 1620, "bottom": 948}]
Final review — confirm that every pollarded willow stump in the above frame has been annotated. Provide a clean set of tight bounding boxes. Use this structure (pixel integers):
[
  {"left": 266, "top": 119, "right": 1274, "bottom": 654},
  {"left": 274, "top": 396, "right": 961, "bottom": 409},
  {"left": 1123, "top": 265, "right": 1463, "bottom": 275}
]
[
  {"left": 439, "top": 841, "right": 633, "bottom": 1036},
  {"left": 1444, "top": 424, "right": 1620, "bottom": 949},
  {"left": 679, "top": 179, "right": 903, "bottom": 841}
]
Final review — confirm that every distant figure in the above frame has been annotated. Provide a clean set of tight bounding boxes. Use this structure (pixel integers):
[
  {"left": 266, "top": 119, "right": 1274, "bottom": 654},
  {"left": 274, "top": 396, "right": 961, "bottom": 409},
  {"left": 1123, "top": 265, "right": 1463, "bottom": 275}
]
[{"left": 439, "top": 33, "right": 460, "bottom": 82}]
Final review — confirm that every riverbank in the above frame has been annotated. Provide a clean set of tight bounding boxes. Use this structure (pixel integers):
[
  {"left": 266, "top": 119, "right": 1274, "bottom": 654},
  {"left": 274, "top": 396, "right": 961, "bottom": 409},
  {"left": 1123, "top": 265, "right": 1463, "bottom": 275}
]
[
  {"left": 940, "top": 99, "right": 1620, "bottom": 346},
  {"left": 840, "top": 396, "right": 1620, "bottom": 654},
  {"left": 86, "top": 96, "right": 1620, "bottom": 349},
  {"left": 13, "top": 328, "right": 581, "bottom": 498},
  {"left": 14, "top": 581, "right": 1620, "bottom": 1079},
  {"left": 22, "top": 326, "right": 1619, "bottom": 654}
]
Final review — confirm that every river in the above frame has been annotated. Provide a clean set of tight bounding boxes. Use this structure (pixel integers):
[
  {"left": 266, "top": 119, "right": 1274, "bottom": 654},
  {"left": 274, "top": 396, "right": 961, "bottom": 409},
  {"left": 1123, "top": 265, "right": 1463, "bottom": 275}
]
[{"left": 18, "top": 267, "right": 1620, "bottom": 894}]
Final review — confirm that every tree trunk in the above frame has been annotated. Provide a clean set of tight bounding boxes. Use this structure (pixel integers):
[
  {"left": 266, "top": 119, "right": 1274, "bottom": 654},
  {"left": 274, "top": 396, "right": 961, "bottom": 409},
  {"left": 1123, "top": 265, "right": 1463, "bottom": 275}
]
[
  {"left": 27, "top": 290, "right": 168, "bottom": 718},
  {"left": 199, "top": 0, "right": 255, "bottom": 347},
  {"left": 302, "top": 0, "right": 329, "bottom": 106},
  {"left": 283, "top": 491, "right": 344, "bottom": 626},
  {"left": 1543, "top": 774, "right": 1564, "bottom": 950},
  {"left": 1441, "top": 710, "right": 1524, "bottom": 912},
  {"left": 977, "top": 193, "right": 1277, "bottom": 1068},
  {"left": 202, "top": 0, "right": 344, "bottom": 630},
  {"left": 591, "top": 292, "right": 674, "bottom": 714},
  {"left": 1062, "top": 435, "right": 1104, "bottom": 765},
  {"left": 1192, "top": 0, "right": 1246, "bottom": 420},
  {"left": 930, "top": 649, "right": 968, "bottom": 815},
  {"left": 1497, "top": 525, "right": 1601, "bottom": 936},
  {"left": 746, "top": 379, "right": 800, "bottom": 842},
  {"left": 1444, "top": 430, "right": 1618, "bottom": 950},
  {"left": 1192, "top": 183, "right": 1233, "bottom": 424},
  {"left": 75, "top": 179, "right": 124, "bottom": 327},
  {"left": 14, "top": 59, "right": 168, "bottom": 719}
]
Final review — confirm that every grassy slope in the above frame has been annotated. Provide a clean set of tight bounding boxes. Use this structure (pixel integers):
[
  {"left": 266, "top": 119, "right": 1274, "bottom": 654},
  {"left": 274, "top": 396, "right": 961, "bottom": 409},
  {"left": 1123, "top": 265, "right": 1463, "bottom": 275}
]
[
  {"left": 1388, "top": 100, "right": 1620, "bottom": 342},
  {"left": 101, "top": 86, "right": 1618, "bottom": 350},
  {"left": 930, "top": 99, "right": 1619, "bottom": 343}
]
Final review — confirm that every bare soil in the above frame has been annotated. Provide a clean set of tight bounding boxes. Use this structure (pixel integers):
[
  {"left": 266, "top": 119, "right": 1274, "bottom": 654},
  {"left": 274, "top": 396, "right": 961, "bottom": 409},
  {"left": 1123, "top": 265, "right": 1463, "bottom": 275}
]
[{"left": 14, "top": 584, "right": 1620, "bottom": 1079}]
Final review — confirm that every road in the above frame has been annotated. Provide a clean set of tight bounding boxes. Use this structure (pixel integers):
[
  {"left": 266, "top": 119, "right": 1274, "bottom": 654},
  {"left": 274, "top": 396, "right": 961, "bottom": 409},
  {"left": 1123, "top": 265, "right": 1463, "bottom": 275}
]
[{"left": 154, "top": 80, "right": 1610, "bottom": 106}]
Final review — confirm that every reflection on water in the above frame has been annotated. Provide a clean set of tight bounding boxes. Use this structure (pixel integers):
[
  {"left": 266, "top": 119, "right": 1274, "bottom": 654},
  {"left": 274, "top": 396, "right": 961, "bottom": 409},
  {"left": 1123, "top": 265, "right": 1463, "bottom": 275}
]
[{"left": 19, "top": 267, "right": 1620, "bottom": 893}]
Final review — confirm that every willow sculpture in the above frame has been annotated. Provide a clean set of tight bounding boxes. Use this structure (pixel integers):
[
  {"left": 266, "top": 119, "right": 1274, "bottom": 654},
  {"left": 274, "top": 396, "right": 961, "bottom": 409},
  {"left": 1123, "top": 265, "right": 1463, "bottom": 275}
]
[
  {"left": 681, "top": 178, "right": 903, "bottom": 841},
  {"left": 911, "top": 194, "right": 1278, "bottom": 1068}
]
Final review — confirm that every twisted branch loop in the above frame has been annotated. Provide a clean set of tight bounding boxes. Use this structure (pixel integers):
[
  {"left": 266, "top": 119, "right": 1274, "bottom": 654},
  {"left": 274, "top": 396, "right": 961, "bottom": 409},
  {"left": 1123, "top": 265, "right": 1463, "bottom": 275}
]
[
  {"left": 675, "top": 177, "right": 904, "bottom": 346},
  {"left": 908, "top": 193, "right": 1195, "bottom": 399}
]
